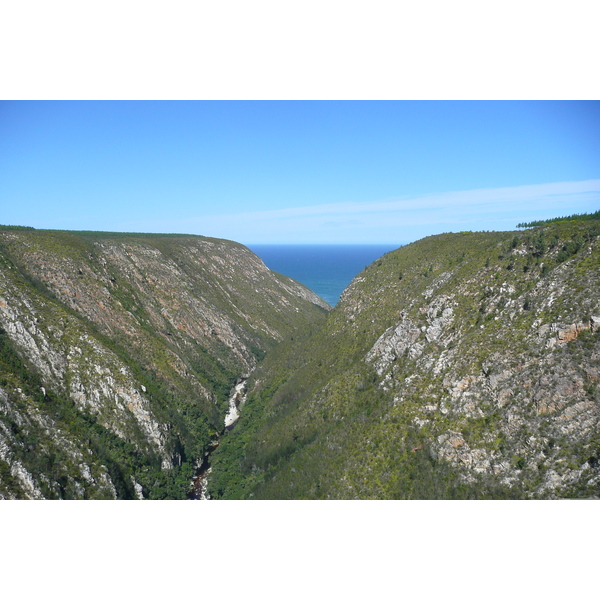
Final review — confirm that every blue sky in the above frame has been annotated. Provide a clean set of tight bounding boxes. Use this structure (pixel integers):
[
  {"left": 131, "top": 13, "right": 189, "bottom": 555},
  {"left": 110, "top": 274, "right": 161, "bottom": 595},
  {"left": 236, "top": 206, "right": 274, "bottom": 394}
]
[{"left": 1, "top": 101, "right": 599, "bottom": 244}]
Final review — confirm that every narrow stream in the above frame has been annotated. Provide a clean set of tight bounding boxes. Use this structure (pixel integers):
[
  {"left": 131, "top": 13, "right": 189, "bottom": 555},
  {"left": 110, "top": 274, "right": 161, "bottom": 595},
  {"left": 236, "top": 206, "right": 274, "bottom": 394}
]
[{"left": 189, "top": 377, "right": 248, "bottom": 500}]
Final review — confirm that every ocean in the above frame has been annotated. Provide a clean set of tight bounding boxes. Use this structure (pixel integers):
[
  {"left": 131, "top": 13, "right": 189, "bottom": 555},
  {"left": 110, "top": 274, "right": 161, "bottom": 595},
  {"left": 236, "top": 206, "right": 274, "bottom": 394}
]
[{"left": 248, "top": 244, "right": 400, "bottom": 306}]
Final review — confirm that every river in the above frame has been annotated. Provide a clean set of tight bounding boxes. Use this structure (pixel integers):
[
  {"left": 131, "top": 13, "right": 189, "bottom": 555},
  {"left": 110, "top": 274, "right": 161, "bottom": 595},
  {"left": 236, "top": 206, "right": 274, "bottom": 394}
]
[{"left": 189, "top": 377, "right": 248, "bottom": 500}]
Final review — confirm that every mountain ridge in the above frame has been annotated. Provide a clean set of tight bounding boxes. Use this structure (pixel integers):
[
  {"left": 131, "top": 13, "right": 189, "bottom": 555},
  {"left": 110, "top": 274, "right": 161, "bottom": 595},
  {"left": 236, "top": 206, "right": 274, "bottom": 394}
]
[
  {"left": 1, "top": 219, "right": 599, "bottom": 499},
  {"left": 207, "top": 218, "right": 600, "bottom": 499},
  {"left": 0, "top": 229, "right": 328, "bottom": 498}
]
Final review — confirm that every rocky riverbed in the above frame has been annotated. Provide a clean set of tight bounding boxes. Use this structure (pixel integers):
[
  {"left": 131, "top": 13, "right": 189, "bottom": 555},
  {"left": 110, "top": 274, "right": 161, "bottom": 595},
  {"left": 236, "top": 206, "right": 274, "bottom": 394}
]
[{"left": 190, "top": 378, "right": 248, "bottom": 500}]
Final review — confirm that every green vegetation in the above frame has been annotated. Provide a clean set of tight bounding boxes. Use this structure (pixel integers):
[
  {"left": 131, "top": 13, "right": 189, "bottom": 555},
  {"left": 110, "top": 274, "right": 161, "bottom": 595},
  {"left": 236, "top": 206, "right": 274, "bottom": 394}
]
[
  {"left": 0, "top": 327, "right": 157, "bottom": 498},
  {"left": 208, "top": 217, "right": 600, "bottom": 499},
  {"left": 2, "top": 216, "right": 598, "bottom": 499},
  {"left": 517, "top": 210, "right": 600, "bottom": 228},
  {"left": 0, "top": 227, "right": 327, "bottom": 499}
]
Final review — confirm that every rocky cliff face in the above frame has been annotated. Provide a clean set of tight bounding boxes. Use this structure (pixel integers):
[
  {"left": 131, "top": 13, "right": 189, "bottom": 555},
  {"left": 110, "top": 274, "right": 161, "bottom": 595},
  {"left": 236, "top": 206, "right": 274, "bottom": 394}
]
[
  {"left": 0, "top": 229, "right": 328, "bottom": 499},
  {"left": 361, "top": 233, "right": 600, "bottom": 497},
  {"left": 4, "top": 221, "right": 598, "bottom": 500},
  {"left": 208, "top": 219, "right": 600, "bottom": 499}
]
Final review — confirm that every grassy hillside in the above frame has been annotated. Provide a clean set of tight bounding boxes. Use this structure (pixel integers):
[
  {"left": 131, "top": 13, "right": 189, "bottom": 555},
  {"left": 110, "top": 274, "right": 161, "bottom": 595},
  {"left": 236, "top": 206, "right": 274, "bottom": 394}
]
[
  {"left": 208, "top": 218, "right": 600, "bottom": 499},
  {"left": 0, "top": 229, "right": 328, "bottom": 499}
]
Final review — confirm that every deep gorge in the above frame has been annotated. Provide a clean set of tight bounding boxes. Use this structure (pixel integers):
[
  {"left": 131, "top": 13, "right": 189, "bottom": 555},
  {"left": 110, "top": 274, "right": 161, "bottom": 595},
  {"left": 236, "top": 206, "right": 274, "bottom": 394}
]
[
  {"left": 190, "top": 377, "right": 248, "bottom": 499},
  {"left": 1, "top": 217, "right": 600, "bottom": 499}
]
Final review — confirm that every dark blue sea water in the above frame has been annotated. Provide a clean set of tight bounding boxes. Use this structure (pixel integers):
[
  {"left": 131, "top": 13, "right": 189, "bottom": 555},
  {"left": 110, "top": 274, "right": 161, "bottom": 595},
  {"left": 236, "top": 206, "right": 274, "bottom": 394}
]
[{"left": 248, "top": 245, "right": 400, "bottom": 306}]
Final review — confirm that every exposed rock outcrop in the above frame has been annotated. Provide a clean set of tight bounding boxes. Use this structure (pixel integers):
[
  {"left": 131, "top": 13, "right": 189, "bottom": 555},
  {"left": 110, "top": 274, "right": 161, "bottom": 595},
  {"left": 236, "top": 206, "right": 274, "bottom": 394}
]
[
  {"left": 207, "top": 220, "right": 600, "bottom": 499},
  {"left": 0, "top": 229, "right": 328, "bottom": 499}
]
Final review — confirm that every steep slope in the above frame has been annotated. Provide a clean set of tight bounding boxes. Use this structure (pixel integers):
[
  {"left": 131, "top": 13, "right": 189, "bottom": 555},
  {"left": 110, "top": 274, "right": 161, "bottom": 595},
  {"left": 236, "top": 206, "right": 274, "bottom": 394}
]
[
  {"left": 208, "top": 219, "right": 600, "bottom": 499},
  {"left": 0, "top": 229, "right": 328, "bottom": 499}
]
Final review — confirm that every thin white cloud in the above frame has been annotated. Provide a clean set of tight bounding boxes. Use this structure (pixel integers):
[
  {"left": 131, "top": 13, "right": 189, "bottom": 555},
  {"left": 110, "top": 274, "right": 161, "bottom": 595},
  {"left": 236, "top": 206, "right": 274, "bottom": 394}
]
[
  {"left": 131, "top": 180, "right": 600, "bottom": 243},
  {"left": 196, "top": 179, "right": 600, "bottom": 222}
]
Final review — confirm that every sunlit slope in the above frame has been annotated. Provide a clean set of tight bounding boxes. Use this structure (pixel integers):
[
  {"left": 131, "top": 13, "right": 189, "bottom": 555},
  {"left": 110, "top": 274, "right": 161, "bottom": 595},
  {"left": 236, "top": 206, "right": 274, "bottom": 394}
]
[
  {"left": 0, "top": 229, "right": 328, "bottom": 499},
  {"left": 209, "top": 219, "right": 600, "bottom": 499}
]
